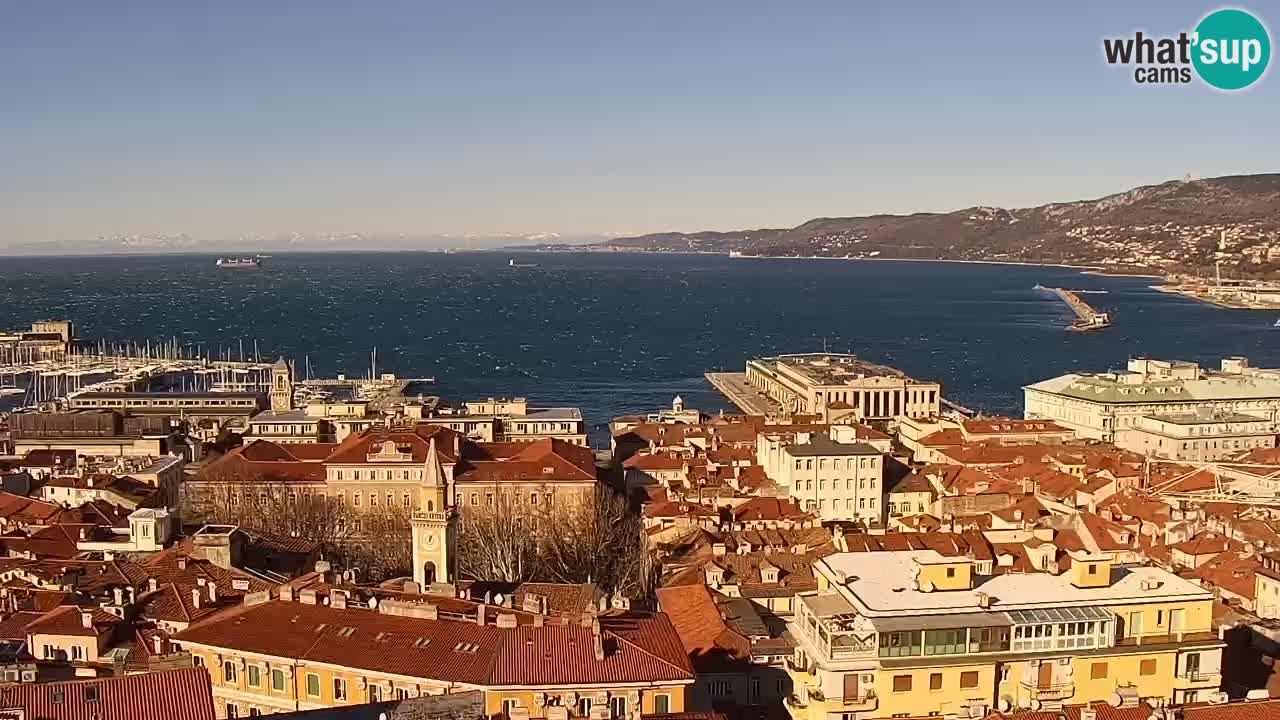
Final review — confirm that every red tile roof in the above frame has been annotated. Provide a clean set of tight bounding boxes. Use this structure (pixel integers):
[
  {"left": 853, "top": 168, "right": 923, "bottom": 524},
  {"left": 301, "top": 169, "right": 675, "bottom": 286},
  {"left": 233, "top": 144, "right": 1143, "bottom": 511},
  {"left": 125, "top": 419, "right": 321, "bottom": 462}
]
[
  {"left": 0, "top": 667, "right": 214, "bottom": 720},
  {"left": 174, "top": 599, "right": 692, "bottom": 688},
  {"left": 26, "top": 605, "right": 122, "bottom": 637},
  {"left": 1184, "top": 699, "right": 1280, "bottom": 720}
]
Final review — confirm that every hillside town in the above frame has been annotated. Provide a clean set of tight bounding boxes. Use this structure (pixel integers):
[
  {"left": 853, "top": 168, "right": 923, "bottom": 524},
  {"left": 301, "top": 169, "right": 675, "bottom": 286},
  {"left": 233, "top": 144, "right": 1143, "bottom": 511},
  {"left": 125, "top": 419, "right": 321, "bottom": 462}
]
[{"left": 3, "top": 344, "right": 1280, "bottom": 720}]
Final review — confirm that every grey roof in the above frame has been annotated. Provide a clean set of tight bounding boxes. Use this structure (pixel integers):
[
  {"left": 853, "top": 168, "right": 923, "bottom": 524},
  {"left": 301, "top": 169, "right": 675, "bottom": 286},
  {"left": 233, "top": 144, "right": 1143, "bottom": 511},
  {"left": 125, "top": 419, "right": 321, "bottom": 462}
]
[
  {"left": 869, "top": 611, "right": 1013, "bottom": 633},
  {"left": 784, "top": 435, "right": 882, "bottom": 457},
  {"left": 1025, "top": 372, "right": 1280, "bottom": 404}
]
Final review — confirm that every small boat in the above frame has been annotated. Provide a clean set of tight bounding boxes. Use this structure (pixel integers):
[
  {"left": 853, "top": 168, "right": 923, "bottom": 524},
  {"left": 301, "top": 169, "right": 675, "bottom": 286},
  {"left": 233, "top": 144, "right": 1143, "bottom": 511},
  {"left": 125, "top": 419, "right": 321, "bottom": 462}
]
[
  {"left": 0, "top": 388, "right": 24, "bottom": 397},
  {"left": 1032, "top": 283, "right": 1046, "bottom": 290},
  {"left": 1273, "top": 318, "right": 1280, "bottom": 328},
  {"left": 508, "top": 259, "right": 538, "bottom": 268}
]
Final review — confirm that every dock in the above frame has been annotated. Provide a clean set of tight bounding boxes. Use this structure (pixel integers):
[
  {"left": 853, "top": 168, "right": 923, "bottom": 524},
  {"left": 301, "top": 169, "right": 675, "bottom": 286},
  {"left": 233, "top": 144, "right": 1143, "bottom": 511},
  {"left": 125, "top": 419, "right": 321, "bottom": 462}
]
[
  {"left": 704, "top": 372, "right": 782, "bottom": 417},
  {"left": 1048, "top": 287, "right": 1112, "bottom": 331}
]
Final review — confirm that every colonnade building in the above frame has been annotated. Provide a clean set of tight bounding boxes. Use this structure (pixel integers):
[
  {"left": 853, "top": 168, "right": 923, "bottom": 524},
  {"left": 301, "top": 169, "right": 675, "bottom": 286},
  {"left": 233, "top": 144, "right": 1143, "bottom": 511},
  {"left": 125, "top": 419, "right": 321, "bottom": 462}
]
[{"left": 745, "top": 354, "right": 941, "bottom": 420}]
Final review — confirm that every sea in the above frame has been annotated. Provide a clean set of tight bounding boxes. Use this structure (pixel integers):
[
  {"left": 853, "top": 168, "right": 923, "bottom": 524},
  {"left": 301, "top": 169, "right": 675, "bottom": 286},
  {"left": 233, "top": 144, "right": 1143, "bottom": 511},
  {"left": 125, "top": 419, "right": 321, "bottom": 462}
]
[{"left": 2, "top": 252, "right": 1277, "bottom": 445}]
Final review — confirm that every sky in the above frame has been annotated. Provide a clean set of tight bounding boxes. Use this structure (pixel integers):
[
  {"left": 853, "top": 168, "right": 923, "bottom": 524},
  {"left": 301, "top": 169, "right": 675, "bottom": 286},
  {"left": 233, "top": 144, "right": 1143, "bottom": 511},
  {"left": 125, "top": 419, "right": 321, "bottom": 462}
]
[{"left": 1, "top": 1, "right": 1277, "bottom": 249}]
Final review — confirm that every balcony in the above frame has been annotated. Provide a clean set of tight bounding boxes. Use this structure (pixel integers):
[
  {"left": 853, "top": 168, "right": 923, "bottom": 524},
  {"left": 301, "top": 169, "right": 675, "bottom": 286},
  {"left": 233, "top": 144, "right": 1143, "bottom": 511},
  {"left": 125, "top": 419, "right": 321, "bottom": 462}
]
[
  {"left": 840, "top": 690, "right": 877, "bottom": 711},
  {"left": 1020, "top": 681, "right": 1075, "bottom": 701},
  {"left": 1177, "top": 671, "right": 1223, "bottom": 687}
]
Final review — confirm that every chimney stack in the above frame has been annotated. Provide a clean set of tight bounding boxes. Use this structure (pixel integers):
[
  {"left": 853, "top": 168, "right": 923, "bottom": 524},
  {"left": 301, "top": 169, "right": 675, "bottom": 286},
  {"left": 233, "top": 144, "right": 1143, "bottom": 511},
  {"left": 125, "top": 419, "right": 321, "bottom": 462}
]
[
  {"left": 208, "top": 583, "right": 217, "bottom": 603},
  {"left": 191, "top": 587, "right": 202, "bottom": 609},
  {"left": 80, "top": 611, "right": 94, "bottom": 629},
  {"left": 152, "top": 635, "right": 166, "bottom": 654},
  {"left": 476, "top": 603, "right": 487, "bottom": 625},
  {"left": 592, "top": 619, "right": 604, "bottom": 661}
]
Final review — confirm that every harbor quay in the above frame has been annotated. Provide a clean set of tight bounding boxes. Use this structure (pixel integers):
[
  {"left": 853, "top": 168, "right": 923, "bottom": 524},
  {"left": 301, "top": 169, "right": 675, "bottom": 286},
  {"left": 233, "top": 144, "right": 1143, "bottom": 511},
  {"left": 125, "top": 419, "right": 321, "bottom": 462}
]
[{"left": 4, "top": 326, "right": 1280, "bottom": 720}]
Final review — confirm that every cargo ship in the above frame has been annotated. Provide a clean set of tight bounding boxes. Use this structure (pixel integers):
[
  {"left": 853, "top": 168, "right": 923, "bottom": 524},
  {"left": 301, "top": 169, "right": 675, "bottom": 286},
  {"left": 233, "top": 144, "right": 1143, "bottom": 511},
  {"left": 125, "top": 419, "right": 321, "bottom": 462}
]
[{"left": 216, "top": 257, "right": 262, "bottom": 269}]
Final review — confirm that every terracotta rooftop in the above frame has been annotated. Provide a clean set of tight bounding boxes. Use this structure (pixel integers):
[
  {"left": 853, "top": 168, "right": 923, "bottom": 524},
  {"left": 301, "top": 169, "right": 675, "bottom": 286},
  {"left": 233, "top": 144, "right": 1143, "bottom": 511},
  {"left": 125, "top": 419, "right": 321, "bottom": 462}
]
[
  {"left": 0, "top": 667, "right": 214, "bottom": 720},
  {"left": 174, "top": 599, "right": 692, "bottom": 688}
]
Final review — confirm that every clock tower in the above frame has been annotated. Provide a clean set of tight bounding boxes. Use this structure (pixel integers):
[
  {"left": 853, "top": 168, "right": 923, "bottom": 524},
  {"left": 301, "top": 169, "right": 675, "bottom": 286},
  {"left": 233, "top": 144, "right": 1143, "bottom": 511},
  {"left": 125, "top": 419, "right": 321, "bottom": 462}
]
[{"left": 411, "top": 436, "right": 455, "bottom": 589}]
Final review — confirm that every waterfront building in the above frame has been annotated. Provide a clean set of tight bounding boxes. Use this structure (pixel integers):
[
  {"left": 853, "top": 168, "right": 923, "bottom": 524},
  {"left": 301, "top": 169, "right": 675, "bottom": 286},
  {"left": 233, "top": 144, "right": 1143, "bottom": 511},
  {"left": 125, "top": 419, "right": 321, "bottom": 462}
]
[
  {"left": 413, "top": 397, "right": 589, "bottom": 447},
  {"left": 9, "top": 410, "right": 178, "bottom": 458},
  {"left": 744, "top": 354, "right": 941, "bottom": 420},
  {"left": 1024, "top": 357, "right": 1280, "bottom": 442},
  {"left": 67, "top": 391, "right": 264, "bottom": 424},
  {"left": 785, "top": 548, "right": 1224, "bottom": 720},
  {"left": 173, "top": 595, "right": 693, "bottom": 719},
  {"left": 1113, "top": 412, "right": 1278, "bottom": 461}
]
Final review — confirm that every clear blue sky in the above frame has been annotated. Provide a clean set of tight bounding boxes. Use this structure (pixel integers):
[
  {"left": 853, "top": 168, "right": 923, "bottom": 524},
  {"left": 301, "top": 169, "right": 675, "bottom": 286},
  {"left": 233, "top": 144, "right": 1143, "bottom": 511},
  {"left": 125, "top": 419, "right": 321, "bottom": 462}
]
[{"left": 1, "top": 1, "right": 1276, "bottom": 247}]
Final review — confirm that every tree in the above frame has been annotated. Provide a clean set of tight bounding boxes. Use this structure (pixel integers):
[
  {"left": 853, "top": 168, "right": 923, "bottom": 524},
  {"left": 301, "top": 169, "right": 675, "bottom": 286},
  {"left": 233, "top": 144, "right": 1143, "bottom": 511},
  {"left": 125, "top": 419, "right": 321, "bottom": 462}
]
[
  {"left": 455, "top": 492, "right": 537, "bottom": 583},
  {"left": 540, "top": 486, "right": 655, "bottom": 601}
]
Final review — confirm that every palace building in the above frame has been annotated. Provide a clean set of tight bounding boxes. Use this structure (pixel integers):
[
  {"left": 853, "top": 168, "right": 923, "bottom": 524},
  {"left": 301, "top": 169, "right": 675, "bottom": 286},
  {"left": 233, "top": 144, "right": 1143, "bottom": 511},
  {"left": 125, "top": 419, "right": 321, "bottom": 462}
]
[
  {"left": 745, "top": 355, "right": 941, "bottom": 420},
  {"left": 191, "top": 422, "right": 601, "bottom": 589}
]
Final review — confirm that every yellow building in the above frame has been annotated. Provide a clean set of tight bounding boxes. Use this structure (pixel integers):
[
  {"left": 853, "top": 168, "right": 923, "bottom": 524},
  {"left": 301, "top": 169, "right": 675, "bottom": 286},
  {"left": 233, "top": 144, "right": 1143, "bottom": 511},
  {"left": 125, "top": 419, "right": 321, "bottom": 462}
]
[
  {"left": 173, "top": 593, "right": 694, "bottom": 719},
  {"left": 785, "top": 548, "right": 1222, "bottom": 720}
]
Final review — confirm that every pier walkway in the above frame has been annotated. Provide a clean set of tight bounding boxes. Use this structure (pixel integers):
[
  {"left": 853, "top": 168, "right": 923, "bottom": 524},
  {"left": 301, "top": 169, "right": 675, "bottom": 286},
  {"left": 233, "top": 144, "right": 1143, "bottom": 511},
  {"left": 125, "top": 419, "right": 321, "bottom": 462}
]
[
  {"left": 1051, "top": 288, "right": 1103, "bottom": 323},
  {"left": 705, "top": 372, "right": 782, "bottom": 417}
]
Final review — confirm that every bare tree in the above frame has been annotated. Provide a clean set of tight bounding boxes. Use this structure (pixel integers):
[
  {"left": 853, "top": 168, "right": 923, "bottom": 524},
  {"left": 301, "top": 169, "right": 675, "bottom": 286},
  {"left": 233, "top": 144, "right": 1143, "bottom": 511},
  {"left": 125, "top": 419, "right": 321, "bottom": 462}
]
[
  {"left": 540, "top": 486, "right": 655, "bottom": 601},
  {"left": 455, "top": 492, "right": 538, "bottom": 583}
]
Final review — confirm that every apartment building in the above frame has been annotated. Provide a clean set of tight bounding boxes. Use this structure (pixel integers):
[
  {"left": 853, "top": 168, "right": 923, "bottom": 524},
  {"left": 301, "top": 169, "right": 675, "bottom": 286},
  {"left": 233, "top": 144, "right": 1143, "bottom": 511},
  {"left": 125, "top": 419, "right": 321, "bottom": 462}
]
[
  {"left": 785, "top": 548, "right": 1223, "bottom": 720},
  {"left": 415, "top": 398, "right": 589, "bottom": 446},
  {"left": 745, "top": 355, "right": 941, "bottom": 420},
  {"left": 772, "top": 433, "right": 883, "bottom": 526},
  {"left": 1024, "top": 357, "right": 1280, "bottom": 442},
  {"left": 173, "top": 595, "right": 693, "bottom": 719}
]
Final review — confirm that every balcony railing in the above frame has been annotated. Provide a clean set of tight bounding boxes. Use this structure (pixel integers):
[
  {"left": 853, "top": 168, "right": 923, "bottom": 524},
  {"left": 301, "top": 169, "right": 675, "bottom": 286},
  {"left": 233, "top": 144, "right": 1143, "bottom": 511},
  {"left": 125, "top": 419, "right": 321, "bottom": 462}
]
[
  {"left": 1180, "top": 671, "right": 1222, "bottom": 685},
  {"left": 1020, "top": 681, "right": 1075, "bottom": 701},
  {"left": 841, "top": 690, "right": 877, "bottom": 709}
]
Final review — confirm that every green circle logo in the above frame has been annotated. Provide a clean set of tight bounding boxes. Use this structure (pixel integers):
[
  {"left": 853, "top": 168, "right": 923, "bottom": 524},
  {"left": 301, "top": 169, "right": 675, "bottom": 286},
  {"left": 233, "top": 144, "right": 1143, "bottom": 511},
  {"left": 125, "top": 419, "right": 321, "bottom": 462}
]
[{"left": 1192, "top": 8, "right": 1271, "bottom": 90}]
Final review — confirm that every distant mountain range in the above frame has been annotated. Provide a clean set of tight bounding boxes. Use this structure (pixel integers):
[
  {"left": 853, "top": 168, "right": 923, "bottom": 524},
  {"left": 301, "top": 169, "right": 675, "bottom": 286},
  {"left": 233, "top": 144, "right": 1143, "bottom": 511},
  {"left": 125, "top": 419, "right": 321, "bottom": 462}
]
[
  {"left": 593, "top": 174, "right": 1280, "bottom": 275},
  {"left": 0, "top": 231, "right": 612, "bottom": 256}
]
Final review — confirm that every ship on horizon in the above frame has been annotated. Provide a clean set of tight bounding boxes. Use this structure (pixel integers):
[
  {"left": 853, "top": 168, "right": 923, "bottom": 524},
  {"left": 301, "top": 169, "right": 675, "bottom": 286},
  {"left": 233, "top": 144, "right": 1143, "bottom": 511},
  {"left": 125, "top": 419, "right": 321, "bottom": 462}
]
[{"left": 216, "top": 256, "right": 263, "bottom": 269}]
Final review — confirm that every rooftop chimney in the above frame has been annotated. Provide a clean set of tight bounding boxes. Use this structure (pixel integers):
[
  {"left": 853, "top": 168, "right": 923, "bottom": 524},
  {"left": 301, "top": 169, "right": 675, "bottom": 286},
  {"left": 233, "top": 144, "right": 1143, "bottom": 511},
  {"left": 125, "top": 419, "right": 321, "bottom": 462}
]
[
  {"left": 476, "top": 603, "right": 487, "bottom": 625},
  {"left": 207, "top": 583, "right": 217, "bottom": 603},
  {"left": 80, "top": 611, "right": 94, "bottom": 629},
  {"left": 330, "top": 591, "right": 347, "bottom": 610},
  {"left": 280, "top": 586, "right": 295, "bottom": 602},
  {"left": 148, "top": 578, "right": 158, "bottom": 593},
  {"left": 152, "top": 635, "right": 166, "bottom": 655},
  {"left": 177, "top": 557, "right": 187, "bottom": 571},
  {"left": 191, "top": 588, "right": 202, "bottom": 609},
  {"left": 592, "top": 619, "right": 604, "bottom": 661}
]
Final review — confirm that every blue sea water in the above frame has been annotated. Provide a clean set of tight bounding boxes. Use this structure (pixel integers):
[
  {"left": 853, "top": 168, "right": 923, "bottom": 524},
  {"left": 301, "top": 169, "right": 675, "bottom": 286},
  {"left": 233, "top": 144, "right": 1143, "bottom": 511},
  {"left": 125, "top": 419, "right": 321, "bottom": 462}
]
[{"left": 2, "top": 252, "right": 1277, "bottom": 443}]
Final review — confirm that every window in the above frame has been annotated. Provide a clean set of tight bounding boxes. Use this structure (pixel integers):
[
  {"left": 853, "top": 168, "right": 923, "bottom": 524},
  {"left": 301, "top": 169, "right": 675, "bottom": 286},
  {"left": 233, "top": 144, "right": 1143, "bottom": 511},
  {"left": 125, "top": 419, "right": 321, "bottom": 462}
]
[
  {"left": 250, "top": 710, "right": 261, "bottom": 717},
  {"left": 271, "top": 669, "right": 285, "bottom": 692},
  {"left": 247, "top": 665, "right": 261, "bottom": 687},
  {"left": 470, "top": 493, "right": 479, "bottom": 506},
  {"left": 306, "top": 673, "right": 320, "bottom": 697},
  {"left": 226, "top": 703, "right": 239, "bottom": 718},
  {"left": 1157, "top": 610, "right": 1165, "bottom": 626},
  {"left": 71, "top": 645, "right": 84, "bottom": 660},
  {"left": 708, "top": 680, "right": 732, "bottom": 697},
  {"left": 610, "top": 696, "right": 627, "bottom": 719},
  {"left": 946, "top": 567, "right": 956, "bottom": 578},
  {"left": 1088, "top": 563, "right": 1097, "bottom": 575},
  {"left": 654, "top": 694, "right": 671, "bottom": 715},
  {"left": 578, "top": 698, "right": 593, "bottom": 716},
  {"left": 193, "top": 655, "right": 205, "bottom": 667},
  {"left": 333, "top": 678, "right": 347, "bottom": 701},
  {"left": 893, "top": 675, "right": 912, "bottom": 692},
  {"left": 353, "top": 493, "right": 361, "bottom": 507},
  {"left": 369, "top": 684, "right": 382, "bottom": 702},
  {"left": 1141, "top": 659, "right": 1158, "bottom": 676},
  {"left": 531, "top": 493, "right": 539, "bottom": 505},
  {"left": 750, "top": 676, "right": 761, "bottom": 704},
  {"left": 930, "top": 673, "right": 943, "bottom": 690},
  {"left": 1091, "top": 662, "right": 1108, "bottom": 680},
  {"left": 223, "top": 661, "right": 238, "bottom": 683},
  {"left": 960, "top": 671, "right": 979, "bottom": 689}
]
